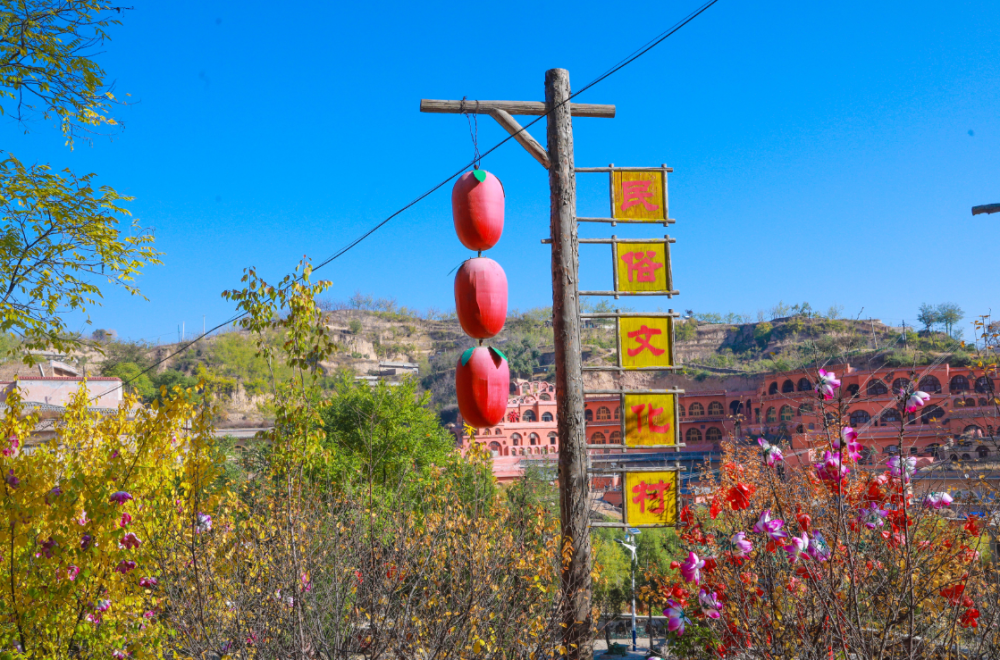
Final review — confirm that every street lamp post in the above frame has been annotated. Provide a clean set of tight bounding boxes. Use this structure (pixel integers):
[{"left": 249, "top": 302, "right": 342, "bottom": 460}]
[{"left": 615, "top": 528, "right": 641, "bottom": 652}]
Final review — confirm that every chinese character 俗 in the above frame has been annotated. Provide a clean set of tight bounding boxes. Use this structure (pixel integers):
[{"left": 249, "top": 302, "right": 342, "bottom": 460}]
[
  {"left": 631, "top": 479, "right": 671, "bottom": 514},
  {"left": 620, "top": 250, "right": 664, "bottom": 283}
]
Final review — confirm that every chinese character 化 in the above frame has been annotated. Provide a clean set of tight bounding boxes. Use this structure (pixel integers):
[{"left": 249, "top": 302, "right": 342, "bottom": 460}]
[
  {"left": 631, "top": 479, "right": 671, "bottom": 514},
  {"left": 620, "top": 180, "right": 661, "bottom": 212},
  {"left": 630, "top": 404, "right": 671, "bottom": 434},
  {"left": 627, "top": 324, "right": 665, "bottom": 357},
  {"left": 620, "top": 250, "right": 664, "bottom": 283}
]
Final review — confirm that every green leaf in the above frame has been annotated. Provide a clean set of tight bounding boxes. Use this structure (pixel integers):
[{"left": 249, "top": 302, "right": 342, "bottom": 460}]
[
  {"left": 489, "top": 347, "right": 507, "bottom": 362},
  {"left": 473, "top": 169, "right": 487, "bottom": 183},
  {"left": 461, "top": 347, "right": 476, "bottom": 366}
]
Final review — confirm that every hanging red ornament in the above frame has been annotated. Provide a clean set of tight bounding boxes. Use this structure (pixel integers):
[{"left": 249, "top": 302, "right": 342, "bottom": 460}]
[
  {"left": 455, "top": 346, "right": 510, "bottom": 428},
  {"left": 451, "top": 170, "right": 504, "bottom": 251},
  {"left": 454, "top": 257, "right": 507, "bottom": 339}
]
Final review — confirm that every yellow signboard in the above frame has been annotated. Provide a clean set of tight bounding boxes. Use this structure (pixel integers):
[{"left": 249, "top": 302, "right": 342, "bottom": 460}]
[
  {"left": 619, "top": 317, "right": 673, "bottom": 369},
  {"left": 624, "top": 393, "right": 676, "bottom": 447},
  {"left": 624, "top": 471, "right": 678, "bottom": 526},
  {"left": 616, "top": 242, "right": 668, "bottom": 293},
  {"left": 611, "top": 170, "right": 667, "bottom": 221}
]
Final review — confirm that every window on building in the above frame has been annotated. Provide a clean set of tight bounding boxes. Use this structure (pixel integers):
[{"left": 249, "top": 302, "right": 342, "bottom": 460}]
[
  {"left": 729, "top": 400, "right": 743, "bottom": 415},
  {"left": 765, "top": 407, "right": 777, "bottom": 423},
  {"left": 975, "top": 376, "right": 994, "bottom": 394},
  {"left": 797, "top": 378, "right": 812, "bottom": 392},
  {"left": 610, "top": 431, "right": 622, "bottom": 444},
  {"left": 755, "top": 408, "right": 761, "bottom": 423},
  {"left": 779, "top": 405, "right": 794, "bottom": 421},
  {"left": 950, "top": 375, "right": 970, "bottom": 393},
  {"left": 481, "top": 428, "right": 491, "bottom": 435},
  {"left": 796, "top": 424, "right": 805, "bottom": 434},
  {"left": 591, "top": 432, "right": 606, "bottom": 445},
  {"left": 614, "top": 406, "right": 620, "bottom": 420},
  {"left": 955, "top": 398, "right": 966, "bottom": 408},
  {"left": 706, "top": 427, "right": 723, "bottom": 443},
  {"left": 523, "top": 410, "right": 537, "bottom": 422},
  {"left": 511, "top": 433, "right": 522, "bottom": 446},
  {"left": 847, "top": 384, "right": 860, "bottom": 397},
  {"left": 539, "top": 393, "right": 551, "bottom": 401},
  {"left": 921, "top": 405, "right": 945, "bottom": 424},
  {"left": 781, "top": 380, "right": 794, "bottom": 393},
  {"left": 962, "top": 453, "right": 972, "bottom": 461},
  {"left": 488, "top": 442, "right": 501, "bottom": 454},
  {"left": 708, "top": 401, "right": 724, "bottom": 416},
  {"left": 548, "top": 432, "right": 557, "bottom": 445},
  {"left": 768, "top": 382, "right": 779, "bottom": 395},
  {"left": 892, "top": 377, "right": 910, "bottom": 393},
  {"left": 585, "top": 409, "right": 593, "bottom": 422},
  {"left": 542, "top": 412, "right": 554, "bottom": 422},
  {"left": 965, "top": 398, "right": 975, "bottom": 408},
  {"left": 686, "top": 428, "right": 703, "bottom": 443},
  {"left": 964, "top": 425, "right": 983, "bottom": 437},
  {"left": 977, "top": 446, "right": 990, "bottom": 458},
  {"left": 919, "top": 375, "right": 942, "bottom": 393},
  {"left": 849, "top": 409, "right": 871, "bottom": 426},
  {"left": 798, "top": 403, "right": 814, "bottom": 415},
  {"left": 689, "top": 402, "right": 705, "bottom": 416},
  {"left": 867, "top": 379, "right": 888, "bottom": 396},
  {"left": 882, "top": 408, "right": 901, "bottom": 424},
  {"left": 679, "top": 404, "right": 686, "bottom": 418},
  {"left": 981, "top": 398, "right": 990, "bottom": 407},
  {"left": 529, "top": 433, "right": 539, "bottom": 445},
  {"left": 597, "top": 406, "right": 611, "bottom": 421}
]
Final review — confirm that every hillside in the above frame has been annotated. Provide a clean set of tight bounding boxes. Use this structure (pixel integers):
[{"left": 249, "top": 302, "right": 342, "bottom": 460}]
[{"left": 5, "top": 308, "right": 974, "bottom": 428}]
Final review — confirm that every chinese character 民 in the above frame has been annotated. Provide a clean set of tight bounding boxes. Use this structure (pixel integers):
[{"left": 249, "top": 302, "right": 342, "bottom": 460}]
[
  {"left": 630, "top": 404, "right": 671, "bottom": 434},
  {"left": 620, "top": 250, "right": 664, "bottom": 283},
  {"left": 620, "top": 180, "right": 661, "bottom": 212},
  {"left": 627, "top": 324, "right": 665, "bottom": 357},
  {"left": 631, "top": 479, "right": 671, "bottom": 514}
]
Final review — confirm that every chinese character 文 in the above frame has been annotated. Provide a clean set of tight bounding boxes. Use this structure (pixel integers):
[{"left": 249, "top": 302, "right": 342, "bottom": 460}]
[
  {"left": 620, "top": 180, "right": 661, "bottom": 212},
  {"left": 627, "top": 324, "right": 665, "bottom": 357},
  {"left": 631, "top": 479, "right": 671, "bottom": 514},
  {"left": 620, "top": 250, "right": 664, "bottom": 283},
  {"left": 630, "top": 404, "right": 671, "bottom": 434}
]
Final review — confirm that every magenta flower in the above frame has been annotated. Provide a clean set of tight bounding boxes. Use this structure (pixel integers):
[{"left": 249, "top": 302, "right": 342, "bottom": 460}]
[
  {"left": 730, "top": 531, "right": 753, "bottom": 556},
  {"left": 858, "top": 502, "right": 889, "bottom": 529},
  {"left": 96, "top": 599, "right": 112, "bottom": 612},
  {"left": 698, "top": 589, "right": 722, "bottom": 619},
  {"left": 905, "top": 390, "right": 931, "bottom": 413},
  {"left": 784, "top": 532, "right": 810, "bottom": 564},
  {"left": 109, "top": 491, "right": 133, "bottom": 505},
  {"left": 115, "top": 560, "right": 137, "bottom": 574},
  {"left": 664, "top": 600, "right": 689, "bottom": 636},
  {"left": 5, "top": 469, "right": 19, "bottom": 488},
  {"left": 195, "top": 512, "right": 213, "bottom": 534},
  {"left": 816, "top": 369, "right": 841, "bottom": 400},
  {"left": 139, "top": 576, "right": 159, "bottom": 588},
  {"left": 753, "top": 509, "right": 788, "bottom": 540},
  {"left": 2, "top": 433, "right": 18, "bottom": 457},
  {"left": 65, "top": 565, "right": 80, "bottom": 581},
  {"left": 834, "top": 427, "right": 864, "bottom": 462},
  {"left": 758, "top": 438, "right": 783, "bottom": 467},
  {"left": 35, "top": 537, "right": 56, "bottom": 559},
  {"left": 77, "top": 510, "right": 90, "bottom": 526},
  {"left": 888, "top": 456, "right": 917, "bottom": 482},
  {"left": 815, "top": 451, "right": 850, "bottom": 481},
  {"left": 680, "top": 551, "right": 706, "bottom": 585},
  {"left": 80, "top": 534, "right": 94, "bottom": 550},
  {"left": 112, "top": 649, "right": 130, "bottom": 659},
  {"left": 301, "top": 573, "right": 312, "bottom": 592},
  {"left": 86, "top": 613, "right": 102, "bottom": 625},
  {"left": 807, "top": 532, "right": 831, "bottom": 561},
  {"left": 119, "top": 512, "right": 132, "bottom": 528},
  {"left": 923, "top": 492, "right": 953, "bottom": 510},
  {"left": 119, "top": 532, "right": 141, "bottom": 550}
]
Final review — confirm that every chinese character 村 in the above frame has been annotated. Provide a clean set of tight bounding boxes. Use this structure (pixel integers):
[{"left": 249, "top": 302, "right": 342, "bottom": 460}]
[
  {"left": 631, "top": 479, "right": 671, "bottom": 514},
  {"left": 620, "top": 180, "right": 661, "bottom": 212},
  {"left": 627, "top": 324, "right": 665, "bottom": 357},
  {"left": 620, "top": 250, "right": 664, "bottom": 283}
]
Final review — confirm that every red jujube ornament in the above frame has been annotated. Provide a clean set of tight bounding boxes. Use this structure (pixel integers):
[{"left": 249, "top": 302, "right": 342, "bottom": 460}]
[
  {"left": 454, "top": 258, "right": 507, "bottom": 339},
  {"left": 455, "top": 347, "right": 509, "bottom": 428},
  {"left": 452, "top": 170, "right": 504, "bottom": 251}
]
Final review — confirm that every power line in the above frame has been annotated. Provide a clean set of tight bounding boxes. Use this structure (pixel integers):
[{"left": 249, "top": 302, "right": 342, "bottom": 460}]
[{"left": 102, "top": 0, "right": 722, "bottom": 401}]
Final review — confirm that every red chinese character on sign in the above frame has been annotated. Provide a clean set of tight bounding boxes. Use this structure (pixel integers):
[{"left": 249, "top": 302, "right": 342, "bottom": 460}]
[
  {"left": 630, "top": 404, "right": 671, "bottom": 434},
  {"left": 627, "top": 325, "right": 665, "bottom": 357},
  {"left": 620, "top": 180, "right": 661, "bottom": 212},
  {"left": 620, "top": 251, "right": 663, "bottom": 283},
  {"left": 631, "top": 479, "right": 672, "bottom": 514}
]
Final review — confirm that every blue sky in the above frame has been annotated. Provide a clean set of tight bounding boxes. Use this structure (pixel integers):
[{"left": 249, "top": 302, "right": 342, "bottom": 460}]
[{"left": 6, "top": 0, "right": 999, "bottom": 343}]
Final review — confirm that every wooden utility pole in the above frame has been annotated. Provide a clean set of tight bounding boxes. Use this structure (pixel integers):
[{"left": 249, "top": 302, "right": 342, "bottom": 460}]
[
  {"left": 972, "top": 203, "right": 1000, "bottom": 216},
  {"left": 421, "top": 71, "right": 613, "bottom": 660},
  {"left": 546, "top": 68, "right": 592, "bottom": 658}
]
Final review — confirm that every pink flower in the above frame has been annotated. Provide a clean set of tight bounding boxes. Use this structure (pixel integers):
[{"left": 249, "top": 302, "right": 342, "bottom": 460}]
[
  {"left": 96, "top": 599, "right": 112, "bottom": 612},
  {"left": 112, "top": 649, "right": 130, "bottom": 659},
  {"left": 905, "top": 391, "right": 931, "bottom": 413},
  {"left": 699, "top": 589, "right": 722, "bottom": 619},
  {"left": 143, "top": 610, "right": 155, "bottom": 620},
  {"left": 119, "top": 512, "right": 132, "bottom": 528},
  {"left": 924, "top": 492, "right": 953, "bottom": 510},
  {"left": 2, "top": 433, "right": 18, "bottom": 457},
  {"left": 86, "top": 613, "right": 102, "bottom": 625},
  {"left": 5, "top": 469, "right": 19, "bottom": 488},
  {"left": 76, "top": 511, "right": 90, "bottom": 526},
  {"left": 758, "top": 438, "right": 783, "bottom": 467},
  {"left": 139, "top": 576, "right": 159, "bottom": 588},
  {"left": 195, "top": 512, "right": 213, "bottom": 533},
  {"left": 888, "top": 456, "right": 917, "bottom": 482},
  {"left": 109, "top": 491, "right": 133, "bottom": 505},
  {"left": 680, "top": 551, "right": 706, "bottom": 585},
  {"left": 65, "top": 565, "right": 80, "bottom": 581},
  {"left": 858, "top": 502, "right": 889, "bottom": 529},
  {"left": 815, "top": 451, "right": 850, "bottom": 481},
  {"left": 80, "top": 534, "right": 94, "bottom": 550},
  {"left": 664, "top": 600, "right": 689, "bottom": 636},
  {"left": 119, "top": 532, "right": 141, "bottom": 550},
  {"left": 807, "top": 532, "right": 831, "bottom": 561},
  {"left": 730, "top": 532, "right": 753, "bottom": 556},
  {"left": 784, "top": 532, "right": 810, "bottom": 564},
  {"left": 301, "top": 573, "right": 312, "bottom": 592},
  {"left": 835, "top": 427, "right": 864, "bottom": 462},
  {"left": 115, "top": 560, "right": 137, "bottom": 574},
  {"left": 753, "top": 509, "right": 788, "bottom": 540},
  {"left": 35, "top": 537, "right": 56, "bottom": 559},
  {"left": 816, "top": 369, "right": 841, "bottom": 400}
]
